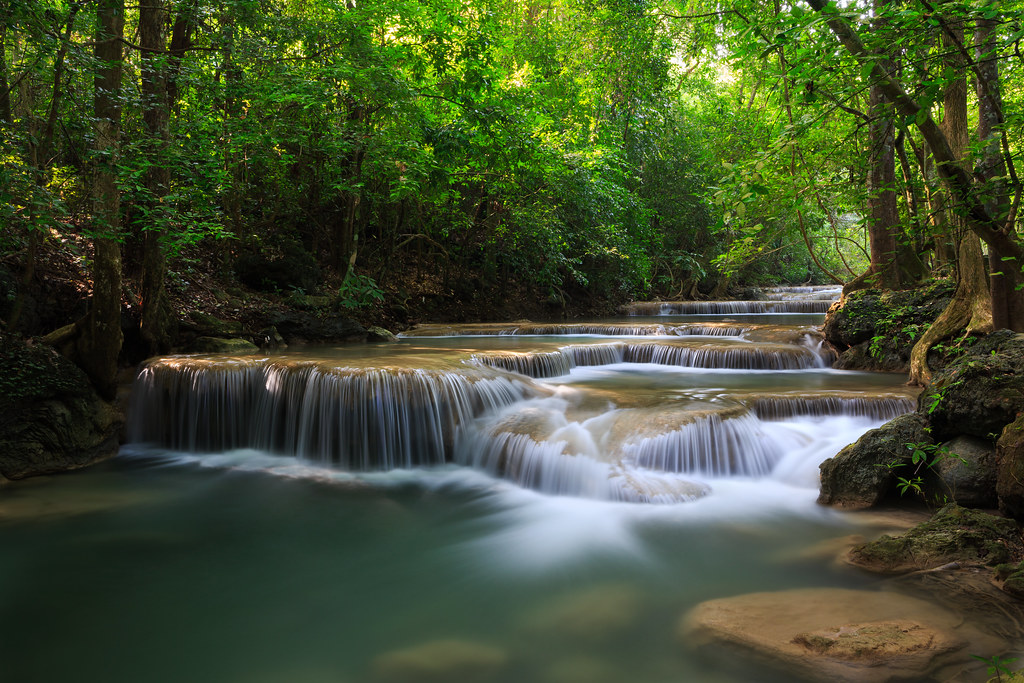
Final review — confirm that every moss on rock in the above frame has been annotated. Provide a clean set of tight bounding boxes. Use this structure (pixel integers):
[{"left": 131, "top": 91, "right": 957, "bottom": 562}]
[{"left": 847, "top": 504, "right": 1023, "bottom": 574}]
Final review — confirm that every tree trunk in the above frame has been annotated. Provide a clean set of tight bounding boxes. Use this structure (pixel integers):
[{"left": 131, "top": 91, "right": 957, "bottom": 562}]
[
  {"left": 76, "top": 0, "right": 125, "bottom": 399},
  {"left": 139, "top": 0, "right": 174, "bottom": 355},
  {"left": 908, "top": 20, "right": 992, "bottom": 385},
  {"left": 866, "top": 78, "right": 900, "bottom": 288},
  {"left": 976, "top": 16, "right": 1019, "bottom": 331},
  {"left": 0, "top": 2, "right": 11, "bottom": 125}
]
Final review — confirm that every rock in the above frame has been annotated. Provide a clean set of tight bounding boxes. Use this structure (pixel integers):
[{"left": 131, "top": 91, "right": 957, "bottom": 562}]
[
  {"left": 372, "top": 639, "right": 506, "bottom": 683},
  {"left": 926, "top": 329, "right": 1024, "bottom": 441},
  {"left": 728, "top": 286, "right": 766, "bottom": 301},
  {"left": 367, "top": 325, "right": 399, "bottom": 343},
  {"left": 187, "top": 336, "right": 259, "bottom": 354},
  {"left": 186, "top": 311, "right": 244, "bottom": 337},
  {"left": 0, "top": 334, "right": 122, "bottom": 479},
  {"left": 997, "top": 414, "right": 1024, "bottom": 520},
  {"left": 996, "top": 561, "right": 1024, "bottom": 600},
  {"left": 818, "top": 413, "right": 932, "bottom": 509},
  {"left": 234, "top": 240, "right": 321, "bottom": 293},
  {"left": 930, "top": 435, "right": 998, "bottom": 509},
  {"left": 269, "top": 311, "right": 367, "bottom": 343},
  {"left": 681, "top": 587, "right": 966, "bottom": 683},
  {"left": 822, "top": 282, "right": 954, "bottom": 367},
  {"left": 256, "top": 326, "right": 287, "bottom": 350},
  {"left": 846, "top": 504, "right": 1023, "bottom": 574},
  {"left": 520, "top": 583, "right": 642, "bottom": 642},
  {"left": 821, "top": 282, "right": 957, "bottom": 373}
]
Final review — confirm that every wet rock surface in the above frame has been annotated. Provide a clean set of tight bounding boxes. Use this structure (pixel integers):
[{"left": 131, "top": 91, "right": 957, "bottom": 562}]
[
  {"left": 926, "top": 329, "right": 1024, "bottom": 441},
  {"left": 0, "top": 334, "right": 122, "bottom": 480},
  {"left": 817, "top": 413, "right": 931, "bottom": 509},
  {"left": 822, "top": 282, "right": 954, "bottom": 372},
  {"left": 846, "top": 504, "right": 1022, "bottom": 574},
  {"left": 681, "top": 587, "right": 969, "bottom": 683}
]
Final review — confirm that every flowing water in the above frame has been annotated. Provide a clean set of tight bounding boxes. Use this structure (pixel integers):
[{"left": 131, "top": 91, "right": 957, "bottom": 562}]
[{"left": 1, "top": 286, "right": 940, "bottom": 683}]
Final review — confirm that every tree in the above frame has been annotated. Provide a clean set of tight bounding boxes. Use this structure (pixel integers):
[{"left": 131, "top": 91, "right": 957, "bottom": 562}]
[
  {"left": 804, "top": 0, "right": 1024, "bottom": 382},
  {"left": 75, "top": 0, "right": 125, "bottom": 399}
]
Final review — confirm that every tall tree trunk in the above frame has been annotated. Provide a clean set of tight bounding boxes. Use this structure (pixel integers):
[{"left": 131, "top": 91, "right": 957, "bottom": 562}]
[
  {"left": 909, "top": 21, "right": 993, "bottom": 385},
  {"left": 139, "top": 0, "right": 174, "bottom": 355},
  {"left": 976, "top": 16, "right": 1018, "bottom": 330},
  {"left": 76, "top": 0, "right": 125, "bottom": 399},
  {"left": 0, "top": 2, "right": 11, "bottom": 125},
  {"left": 866, "top": 80, "right": 901, "bottom": 289}
]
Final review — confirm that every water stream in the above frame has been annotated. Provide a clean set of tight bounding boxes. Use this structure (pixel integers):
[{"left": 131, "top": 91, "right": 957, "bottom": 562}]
[{"left": 1, "top": 286, "right": 939, "bottom": 682}]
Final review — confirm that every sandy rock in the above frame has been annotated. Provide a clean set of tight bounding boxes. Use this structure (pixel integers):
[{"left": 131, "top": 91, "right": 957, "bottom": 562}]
[
  {"left": 681, "top": 587, "right": 966, "bottom": 683},
  {"left": 372, "top": 639, "right": 506, "bottom": 683},
  {"left": 521, "top": 583, "right": 642, "bottom": 642}
]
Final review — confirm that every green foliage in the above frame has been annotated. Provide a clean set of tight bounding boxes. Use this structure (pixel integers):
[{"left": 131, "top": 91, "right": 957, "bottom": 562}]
[{"left": 336, "top": 274, "right": 385, "bottom": 310}]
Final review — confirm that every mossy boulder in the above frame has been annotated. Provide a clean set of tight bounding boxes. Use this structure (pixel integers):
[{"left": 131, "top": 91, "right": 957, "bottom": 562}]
[
  {"left": 997, "top": 414, "right": 1024, "bottom": 520},
  {"left": 996, "top": 561, "right": 1024, "bottom": 600},
  {"left": 818, "top": 413, "right": 932, "bottom": 509},
  {"left": 187, "top": 337, "right": 259, "bottom": 354},
  {"left": 930, "top": 435, "right": 998, "bottom": 509},
  {"left": 847, "top": 504, "right": 1023, "bottom": 574},
  {"left": 925, "top": 329, "right": 1024, "bottom": 441},
  {"left": 186, "top": 311, "right": 244, "bottom": 337},
  {"left": 367, "top": 326, "right": 399, "bottom": 343},
  {"left": 269, "top": 311, "right": 367, "bottom": 344},
  {"left": 822, "top": 281, "right": 955, "bottom": 371},
  {"left": 0, "top": 334, "right": 122, "bottom": 479}
]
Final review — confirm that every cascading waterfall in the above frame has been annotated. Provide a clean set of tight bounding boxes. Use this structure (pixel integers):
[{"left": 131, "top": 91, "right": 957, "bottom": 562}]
[
  {"left": 622, "top": 300, "right": 834, "bottom": 315},
  {"left": 470, "top": 340, "right": 828, "bottom": 378},
  {"left": 129, "top": 358, "right": 531, "bottom": 469},
  {"left": 124, "top": 283, "right": 915, "bottom": 504}
]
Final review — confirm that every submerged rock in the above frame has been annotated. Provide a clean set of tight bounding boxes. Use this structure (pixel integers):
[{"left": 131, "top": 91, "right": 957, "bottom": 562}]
[
  {"left": 846, "top": 504, "right": 1022, "bottom": 574},
  {"left": 818, "top": 413, "right": 931, "bottom": 509},
  {"left": 372, "top": 639, "right": 507, "bottom": 683},
  {"left": 0, "top": 334, "right": 122, "bottom": 479},
  {"left": 681, "top": 587, "right": 966, "bottom": 683},
  {"left": 520, "top": 583, "right": 642, "bottom": 642}
]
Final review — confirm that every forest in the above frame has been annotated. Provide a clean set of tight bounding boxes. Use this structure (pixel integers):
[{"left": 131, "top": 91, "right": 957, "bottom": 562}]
[
  {"left": 8, "top": 2, "right": 1024, "bottom": 681},
  {"left": 1, "top": 0, "right": 1024, "bottom": 387}
]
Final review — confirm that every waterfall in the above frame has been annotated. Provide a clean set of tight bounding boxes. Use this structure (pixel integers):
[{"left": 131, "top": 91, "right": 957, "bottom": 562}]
[
  {"left": 470, "top": 341, "right": 826, "bottom": 378},
  {"left": 622, "top": 413, "right": 782, "bottom": 477},
  {"left": 622, "top": 300, "right": 833, "bottom": 315},
  {"left": 129, "top": 358, "right": 531, "bottom": 469}
]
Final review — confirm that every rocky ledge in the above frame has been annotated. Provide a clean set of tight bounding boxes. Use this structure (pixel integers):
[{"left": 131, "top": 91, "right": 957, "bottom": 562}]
[{"left": 0, "top": 333, "right": 122, "bottom": 481}]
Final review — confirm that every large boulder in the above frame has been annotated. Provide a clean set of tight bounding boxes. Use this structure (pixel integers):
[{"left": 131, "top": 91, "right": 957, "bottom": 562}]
[
  {"left": 818, "top": 413, "right": 932, "bottom": 509},
  {"left": 681, "top": 587, "right": 968, "bottom": 683},
  {"left": 997, "top": 414, "right": 1024, "bottom": 520},
  {"left": 846, "top": 504, "right": 1022, "bottom": 574},
  {"left": 822, "top": 282, "right": 954, "bottom": 372},
  {"left": 0, "top": 334, "right": 122, "bottom": 480},
  {"left": 930, "top": 435, "right": 998, "bottom": 509},
  {"left": 187, "top": 336, "right": 259, "bottom": 354},
  {"left": 269, "top": 311, "right": 367, "bottom": 344},
  {"left": 926, "top": 329, "right": 1024, "bottom": 441}
]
